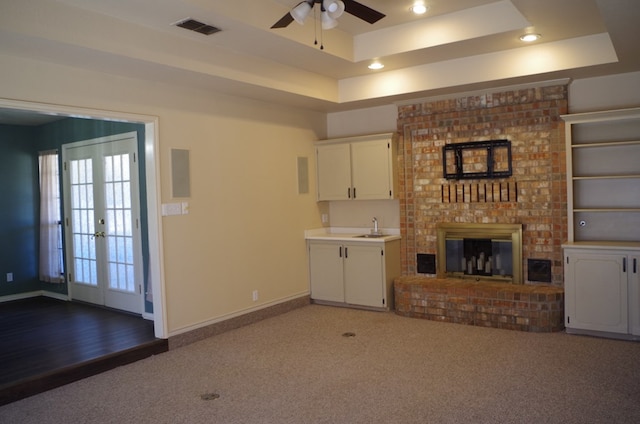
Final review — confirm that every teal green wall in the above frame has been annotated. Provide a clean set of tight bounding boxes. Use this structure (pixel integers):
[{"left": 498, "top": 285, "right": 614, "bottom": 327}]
[
  {"left": 0, "top": 124, "right": 41, "bottom": 296},
  {"left": 1, "top": 118, "right": 151, "bottom": 313}
]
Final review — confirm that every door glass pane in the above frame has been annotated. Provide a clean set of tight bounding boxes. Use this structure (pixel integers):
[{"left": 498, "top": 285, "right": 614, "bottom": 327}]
[
  {"left": 104, "top": 153, "right": 136, "bottom": 293},
  {"left": 69, "top": 159, "right": 97, "bottom": 286},
  {"left": 123, "top": 182, "right": 131, "bottom": 209}
]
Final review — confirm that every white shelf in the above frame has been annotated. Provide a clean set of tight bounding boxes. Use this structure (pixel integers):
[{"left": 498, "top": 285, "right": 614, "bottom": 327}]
[
  {"left": 573, "top": 208, "right": 640, "bottom": 213},
  {"left": 573, "top": 175, "right": 640, "bottom": 180},
  {"left": 571, "top": 140, "right": 640, "bottom": 148}
]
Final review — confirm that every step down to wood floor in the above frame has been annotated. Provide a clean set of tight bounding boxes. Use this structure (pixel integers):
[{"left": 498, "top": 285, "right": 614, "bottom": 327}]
[{"left": 0, "top": 338, "right": 168, "bottom": 406}]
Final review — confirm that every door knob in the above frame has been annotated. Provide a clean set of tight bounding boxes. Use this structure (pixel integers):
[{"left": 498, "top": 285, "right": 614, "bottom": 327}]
[{"left": 92, "top": 231, "right": 105, "bottom": 239}]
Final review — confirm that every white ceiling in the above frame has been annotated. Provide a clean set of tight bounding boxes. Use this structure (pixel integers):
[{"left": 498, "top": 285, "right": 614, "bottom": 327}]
[{"left": 1, "top": 0, "right": 639, "bottom": 123}]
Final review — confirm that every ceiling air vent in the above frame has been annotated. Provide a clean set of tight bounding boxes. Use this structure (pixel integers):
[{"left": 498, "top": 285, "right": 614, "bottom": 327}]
[{"left": 174, "top": 18, "right": 221, "bottom": 36}]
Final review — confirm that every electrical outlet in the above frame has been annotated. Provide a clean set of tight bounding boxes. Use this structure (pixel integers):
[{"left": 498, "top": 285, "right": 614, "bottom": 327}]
[
  {"left": 252, "top": 290, "right": 259, "bottom": 302},
  {"left": 6, "top": 273, "right": 13, "bottom": 282}
]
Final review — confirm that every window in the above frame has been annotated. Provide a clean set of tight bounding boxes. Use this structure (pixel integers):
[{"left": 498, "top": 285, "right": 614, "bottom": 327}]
[{"left": 38, "top": 151, "right": 64, "bottom": 283}]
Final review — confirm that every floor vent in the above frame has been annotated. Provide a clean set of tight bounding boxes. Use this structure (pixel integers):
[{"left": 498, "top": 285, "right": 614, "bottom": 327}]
[
  {"left": 174, "top": 18, "right": 221, "bottom": 35},
  {"left": 200, "top": 392, "right": 221, "bottom": 401}
]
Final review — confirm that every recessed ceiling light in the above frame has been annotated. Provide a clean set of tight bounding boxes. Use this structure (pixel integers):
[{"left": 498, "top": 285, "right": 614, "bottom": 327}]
[
  {"left": 411, "top": 2, "right": 428, "bottom": 15},
  {"left": 368, "top": 61, "right": 384, "bottom": 70},
  {"left": 519, "top": 33, "right": 541, "bottom": 42}
]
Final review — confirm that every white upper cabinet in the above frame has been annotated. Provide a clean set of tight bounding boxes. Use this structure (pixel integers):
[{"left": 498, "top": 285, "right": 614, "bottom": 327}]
[
  {"left": 315, "top": 133, "right": 397, "bottom": 201},
  {"left": 315, "top": 143, "right": 351, "bottom": 201}
]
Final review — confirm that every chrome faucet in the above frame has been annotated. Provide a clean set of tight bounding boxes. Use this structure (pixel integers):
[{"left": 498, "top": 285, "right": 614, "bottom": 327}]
[{"left": 372, "top": 217, "right": 379, "bottom": 234}]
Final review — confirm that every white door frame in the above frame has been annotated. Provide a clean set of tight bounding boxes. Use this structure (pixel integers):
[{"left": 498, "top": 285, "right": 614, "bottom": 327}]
[{"left": 0, "top": 98, "right": 168, "bottom": 339}]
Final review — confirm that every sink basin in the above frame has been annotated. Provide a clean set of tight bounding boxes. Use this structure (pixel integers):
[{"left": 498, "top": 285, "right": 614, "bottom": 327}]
[{"left": 354, "top": 234, "right": 386, "bottom": 238}]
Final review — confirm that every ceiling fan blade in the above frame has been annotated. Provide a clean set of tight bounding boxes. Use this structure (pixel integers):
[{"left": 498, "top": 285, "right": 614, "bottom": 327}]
[
  {"left": 271, "top": 12, "right": 295, "bottom": 29},
  {"left": 343, "top": 0, "right": 385, "bottom": 24}
]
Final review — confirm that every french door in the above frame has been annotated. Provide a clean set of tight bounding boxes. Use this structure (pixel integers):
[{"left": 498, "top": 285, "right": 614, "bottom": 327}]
[{"left": 62, "top": 132, "right": 143, "bottom": 314}]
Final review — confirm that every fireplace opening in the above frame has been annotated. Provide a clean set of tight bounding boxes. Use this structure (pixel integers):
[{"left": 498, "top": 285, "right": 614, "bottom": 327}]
[
  {"left": 437, "top": 223, "right": 522, "bottom": 284},
  {"left": 445, "top": 238, "right": 514, "bottom": 278}
]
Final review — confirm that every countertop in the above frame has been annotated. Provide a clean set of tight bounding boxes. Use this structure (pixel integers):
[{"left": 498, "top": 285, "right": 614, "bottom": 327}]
[
  {"left": 305, "top": 227, "right": 401, "bottom": 242},
  {"left": 562, "top": 241, "right": 640, "bottom": 251}
]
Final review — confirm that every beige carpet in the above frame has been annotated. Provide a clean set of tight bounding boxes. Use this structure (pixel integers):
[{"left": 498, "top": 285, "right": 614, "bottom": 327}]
[{"left": 1, "top": 304, "right": 639, "bottom": 423}]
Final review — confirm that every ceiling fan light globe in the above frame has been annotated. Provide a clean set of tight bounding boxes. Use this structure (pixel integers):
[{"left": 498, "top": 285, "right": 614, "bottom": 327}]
[
  {"left": 291, "top": 2, "right": 312, "bottom": 25},
  {"left": 325, "top": 0, "right": 345, "bottom": 19},
  {"left": 321, "top": 11, "right": 338, "bottom": 29}
]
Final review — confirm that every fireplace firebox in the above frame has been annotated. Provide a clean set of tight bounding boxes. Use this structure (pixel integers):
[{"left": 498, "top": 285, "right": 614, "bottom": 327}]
[{"left": 436, "top": 223, "right": 523, "bottom": 284}]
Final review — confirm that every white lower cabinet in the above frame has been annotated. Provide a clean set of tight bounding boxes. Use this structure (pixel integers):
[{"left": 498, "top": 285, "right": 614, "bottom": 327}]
[
  {"left": 629, "top": 252, "right": 640, "bottom": 336},
  {"left": 564, "top": 244, "right": 640, "bottom": 339},
  {"left": 308, "top": 239, "right": 400, "bottom": 310},
  {"left": 308, "top": 241, "right": 345, "bottom": 303}
]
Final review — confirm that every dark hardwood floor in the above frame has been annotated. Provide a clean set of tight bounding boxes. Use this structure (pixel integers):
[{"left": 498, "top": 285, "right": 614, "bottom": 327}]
[{"left": 0, "top": 296, "right": 168, "bottom": 406}]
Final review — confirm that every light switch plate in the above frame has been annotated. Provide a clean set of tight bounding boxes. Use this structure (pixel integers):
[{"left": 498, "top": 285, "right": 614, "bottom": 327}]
[{"left": 161, "top": 203, "right": 182, "bottom": 216}]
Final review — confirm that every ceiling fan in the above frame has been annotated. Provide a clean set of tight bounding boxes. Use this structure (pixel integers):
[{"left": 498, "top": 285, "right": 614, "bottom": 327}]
[{"left": 271, "top": 0, "right": 385, "bottom": 30}]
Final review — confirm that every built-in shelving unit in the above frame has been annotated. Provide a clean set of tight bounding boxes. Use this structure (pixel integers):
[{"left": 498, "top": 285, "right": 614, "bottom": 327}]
[
  {"left": 561, "top": 107, "right": 640, "bottom": 340},
  {"left": 562, "top": 107, "right": 640, "bottom": 242}
]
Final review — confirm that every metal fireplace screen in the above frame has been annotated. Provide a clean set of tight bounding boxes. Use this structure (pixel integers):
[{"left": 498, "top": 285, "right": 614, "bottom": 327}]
[
  {"left": 436, "top": 223, "right": 523, "bottom": 284},
  {"left": 445, "top": 238, "right": 514, "bottom": 280}
]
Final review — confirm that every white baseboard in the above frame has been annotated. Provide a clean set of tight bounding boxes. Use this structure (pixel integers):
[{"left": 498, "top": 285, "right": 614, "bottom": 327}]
[
  {"left": 42, "top": 291, "right": 70, "bottom": 301},
  {"left": 0, "top": 290, "right": 70, "bottom": 303}
]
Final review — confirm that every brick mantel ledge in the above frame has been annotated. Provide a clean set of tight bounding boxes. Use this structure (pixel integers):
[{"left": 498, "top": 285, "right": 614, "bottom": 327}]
[{"left": 394, "top": 276, "right": 564, "bottom": 332}]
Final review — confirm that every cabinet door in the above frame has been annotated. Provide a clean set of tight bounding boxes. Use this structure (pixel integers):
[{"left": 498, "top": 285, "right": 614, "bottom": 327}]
[
  {"left": 351, "top": 139, "right": 392, "bottom": 200},
  {"left": 343, "top": 243, "right": 384, "bottom": 307},
  {"left": 629, "top": 255, "right": 640, "bottom": 336},
  {"left": 565, "top": 251, "right": 628, "bottom": 334},
  {"left": 316, "top": 143, "right": 351, "bottom": 201},
  {"left": 309, "top": 242, "right": 345, "bottom": 302}
]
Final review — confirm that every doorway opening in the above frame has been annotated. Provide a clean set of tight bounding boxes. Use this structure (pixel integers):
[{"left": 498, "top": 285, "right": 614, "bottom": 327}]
[{"left": 0, "top": 98, "right": 166, "bottom": 338}]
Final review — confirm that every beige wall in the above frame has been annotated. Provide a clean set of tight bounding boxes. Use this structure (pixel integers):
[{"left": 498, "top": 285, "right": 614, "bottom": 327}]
[
  {"left": 327, "top": 105, "right": 397, "bottom": 138},
  {"left": 568, "top": 71, "right": 640, "bottom": 113},
  {"left": 0, "top": 53, "right": 326, "bottom": 336}
]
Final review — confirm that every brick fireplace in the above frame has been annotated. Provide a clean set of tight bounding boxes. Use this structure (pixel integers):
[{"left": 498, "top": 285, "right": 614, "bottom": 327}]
[{"left": 396, "top": 82, "right": 568, "bottom": 286}]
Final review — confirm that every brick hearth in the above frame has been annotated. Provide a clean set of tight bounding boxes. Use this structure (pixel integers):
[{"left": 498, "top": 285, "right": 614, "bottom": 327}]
[{"left": 394, "top": 276, "right": 564, "bottom": 332}]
